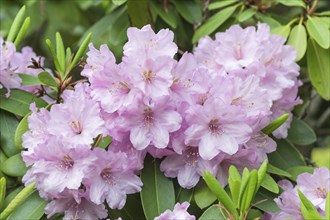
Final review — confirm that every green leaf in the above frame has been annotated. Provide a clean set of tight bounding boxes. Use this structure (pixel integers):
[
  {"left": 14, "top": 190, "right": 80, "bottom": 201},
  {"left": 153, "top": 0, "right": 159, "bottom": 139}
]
[
  {"left": 208, "top": 0, "right": 238, "bottom": 10},
  {"left": 307, "top": 38, "right": 330, "bottom": 100},
  {"left": 140, "top": 155, "right": 175, "bottom": 220},
  {"left": 38, "top": 71, "right": 58, "bottom": 88},
  {"left": 97, "top": 136, "right": 112, "bottom": 149},
  {"left": 261, "top": 174, "right": 279, "bottom": 194},
  {"left": 56, "top": 32, "right": 66, "bottom": 74},
  {"left": 7, "top": 191, "right": 46, "bottom": 220},
  {"left": 238, "top": 8, "right": 256, "bottom": 22},
  {"left": 0, "top": 154, "right": 27, "bottom": 177},
  {"left": 246, "top": 209, "right": 263, "bottom": 220},
  {"left": 45, "top": 39, "right": 63, "bottom": 74},
  {"left": 194, "top": 180, "right": 217, "bottom": 209},
  {"left": 253, "top": 188, "right": 280, "bottom": 213},
  {"left": 6, "top": 6, "right": 26, "bottom": 42},
  {"left": 13, "top": 17, "right": 30, "bottom": 46},
  {"left": 315, "top": 11, "right": 330, "bottom": 16},
  {"left": 297, "top": 189, "right": 322, "bottom": 219},
  {"left": 271, "top": 25, "right": 291, "bottom": 38},
  {"left": 228, "top": 166, "right": 241, "bottom": 206},
  {"left": 268, "top": 139, "right": 306, "bottom": 170},
  {"left": 257, "top": 160, "right": 268, "bottom": 189},
  {"left": 69, "top": 33, "right": 92, "bottom": 72},
  {"left": 262, "top": 114, "right": 289, "bottom": 135},
  {"left": 276, "top": 0, "right": 305, "bottom": 8},
  {"left": 150, "top": 1, "right": 177, "bottom": 29},
  {"left": 173, "top": 0, "right": 202, "bottom": 24},
  {"left": 326, "top": 192, "right": 330, "bottom": 219},
  {"left": 0, "top": 110, "right": 20, "bottom": 157},
  {"left": 108, "top": 194, "right": 145, "bottom": 220},
  {"left": 239, "top": 170, "right": 258, "bottom": 212},
  {"left": 203, "top": 171, "right": 237, "bottom": 219},
  {"left": 258, "top": 14, "right": 281, "bottom": 29},
  {"left": 127, "top": 0, "right": 151, "bottom": 28},
  {"left": 287, "top": 166, "right": 315, "bottom": 181},
  {"left": 18, "top": 74, "right": 41, "bottom": 86},
  {"left": 0, "top": 183, "right": 35, "bottom": 220},
  {"left": 192, "top": 5, "right": 237, "bottom": 43},
  {"left": 14, "top": 112, "right": 31, "bottom": 150},
  {"left": 267, "top": 164, "right": 292, "bottom": 178},
  {"left": 307, "top": 16, "right": 330, "bottom": 49},
  {"left": 0, "top": 178, "right": 6, "bottom": 211},
  {"left": 287, "top": 117, "right": 317, "bottom": 145},
  {"left": 0, "top": 89, "right": 48, "bottom": 117},
  {"left": 311, "top": 146, "right": 330, "bottom": 169},
  {"left": 287, "top": 24, "right": 307, "bottom": 61},
  {"left": 2, "top": 187, "right": 24, "bottom": 212},
  {"left": 199, "top": 206, "right": 226, "bottom": 220},
  {"left": 65, "top": 47, "right": 72, "bottom": 65},
  {"left": 175, "top": 186, "right": 194, "bottom": 203}
]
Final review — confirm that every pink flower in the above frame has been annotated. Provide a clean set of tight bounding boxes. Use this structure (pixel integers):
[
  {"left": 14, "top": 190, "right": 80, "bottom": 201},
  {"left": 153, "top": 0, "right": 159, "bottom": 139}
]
[
  {"left": 154, "top": 202, "right": 195, "bottom": 220},
  {"left": 86, "top": 148, "right": 142, "bottom": 209}
]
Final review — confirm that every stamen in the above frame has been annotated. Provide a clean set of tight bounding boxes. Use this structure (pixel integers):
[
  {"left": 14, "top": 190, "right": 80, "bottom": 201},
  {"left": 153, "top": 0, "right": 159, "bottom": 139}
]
[
  {"left": 184, "top": 147, "right": 199, "bottom": 167},
  {"left": 316, "top": 187, "right": 327, "bottom": 199},
  {"left": 59, "top": 155, "right": 74, "bottom": 170},
  {"left": 143, "top": 70, "right": 154, "bottom": 83},
  {"left": 208, "top": 119, "right": 224, "bottom": 134},
  {"left": 143, "top": 108, "right": 154, "bottom": 127},
  {"left": 70, "top": 120, "right": 82, "bottom": 134},
  {"left": 100, "top": 168, "right": 118, "bottom": 185}
]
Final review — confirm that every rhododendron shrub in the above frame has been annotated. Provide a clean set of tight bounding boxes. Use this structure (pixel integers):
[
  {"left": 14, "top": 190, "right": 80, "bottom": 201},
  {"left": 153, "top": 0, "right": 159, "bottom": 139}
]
[{"left": 0, "top": 2, "right": 329, "bottom": 220}]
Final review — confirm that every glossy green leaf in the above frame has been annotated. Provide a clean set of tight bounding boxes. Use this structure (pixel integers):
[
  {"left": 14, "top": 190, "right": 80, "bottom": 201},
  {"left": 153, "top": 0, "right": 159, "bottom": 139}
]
[
  {"left": 174, "top": 0, "right": 202, "bottom": 24},
  {"left": 0, "top": 154, "right": 27, "bottom": 177},
  {"left": 14, "top": 112, "right": 31, "bottom": 150},
  {"left": 56, "top": 32, "right": 66, "bottom": 73},
  {"left": 175, "top": 186, "right": 194, "bottom": 204},
  {"left": 45, "top": 39, "right": 63, "bottom": 74},
  {"left": 38, "top": 71, "right": 58, "bottom": 88},
  {"left": 307, "top": 38, "right": 330, "bottom": 100},
  {"left": 150, "top": 1, "right": 177, "bottom": 29},
  {"left": 7, "top": 191, "right": 46, "bottom": 220},
  {"left": 271, "top": 25, "right": 291, "bottom": 38},
  {"left": 228, "top": 166, "right": 241, "bottom": 206},
  {"left": 203, "top": 171, "right": 237, "bottom": 218},
  {"left": 6, "top": 6, "right": 26, "bottom": 42},
  {"left": 208, "top": 0, "right": 238, "bottom": 10},
  {"left": 287, "top": 116, "right": 317, "bottom": 145},
  {"left": 267, "top": 164, "right": 292, "bottom": 178},
  {"left": 257, "top": 160, "right": 268, "bottom": 189},
  {"left": 140, "top": 155, "right": 175, "bottom": 220},
  {"left": 318, "top": 17, "right": 330, "bottom": 29},
  {"left": 69, "top": 33, "right": 92, "bottom": 72},
  {"left": 306, "top": 16, "right": 330, "bottom": 49},
  {"left": 199, "top": 206, "right": 226, "bottom": 220},
  {"left": 97, "top": 136, "right": 112, "bottom": 149},
  {"left": 238, "top": 168, "right": 250, "bottom": 207},
  {"left": 192, "top": 5, "right": 237, "bottom": 43},
  {"left": 238, "top": 8, "right": 256, "bottom": 22},
  {"left": 253, "top": 188, "right": 280, "bottom": 213},
  {"left": 127, "top": 0, "right": 151, "bottom": 28},
  {"left": 276, "top": 0, "right": 305, "bottom": 8},
  {"left": 246, "top": 209, "right": 263, "bottom": 220},
  {"left": 298, "top": 190, "right": 322, "bottom": 219},
  {"left": 311, "top": 146, "right": 330, "bottom": 169},
  {"left": 0, "top": 183, "right": 35, "bottom": 220},
  {"left": 262, "top": 114, "right": 289, "bottom": 135},
  {"left": 287, "top": 24, "right": 307, "bottom": 61},
  {"left": 18, "top": 74, "right": 41, "bottom": 86},
  {"left": 0, "top": 178, "right": 5, "bottom": 211},
  {"left": 326, "top": 192, "right": 330, "bottom": 219},
  {"left": 194, "top": 180, "right": 217, "bottom": 209},
  {"left": 2, "top": 187, "right": 24, "bottom": 212},
  {"left": 65, "top": 47, "right": 72, "bottom": 65},
  {"left": 261, "top": 174, "right": 279, "bottom": 194},
  {"left": 0, "top": 110, "right": 20, "bottom": 157},
  {"left": 268, "top": 139, "right": 306, "bottom": 170},
  {"left": 258, "top": 15, "right": 281, "bottom": 29},
  {"left": 239, "top": 170, "right": 258, "bottom": 212},
  {"left": 315, "top": 11, "right": 330, "bottom": 16},
  {"left": 0, "top": 89, "right": 48, "bottom": 117},
  {"left": 13, "top": 17, "right": 30, "bottom": 46},
  {"left": 108, "top": 194, "right": 145, "bottom": 220},
  {"left": 287, "top": 166, "right": 315, "bottom": 181}
]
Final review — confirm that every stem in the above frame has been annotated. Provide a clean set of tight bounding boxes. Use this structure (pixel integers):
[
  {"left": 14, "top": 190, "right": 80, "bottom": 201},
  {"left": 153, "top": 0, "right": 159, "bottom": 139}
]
[{"left": 308, "top": 0, "right": 319, "bottom": 15}]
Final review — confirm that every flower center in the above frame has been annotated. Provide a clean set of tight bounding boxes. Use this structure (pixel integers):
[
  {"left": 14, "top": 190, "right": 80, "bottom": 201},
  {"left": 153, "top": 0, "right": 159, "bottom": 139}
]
[
  {"left": 59, "top": 155, "right": 74, "bottom": 170},
  {"left": 143, "top": 70, "right": 154, "bottom": 83},
  {"left": 316, "top": 187, "right": 327, "bottom": 199},
  {"left": 184, "top": 147, "right": 199, "bottom": 167},
  {"left": 100, "top": 168, "right": 118, "bottom": 185},
  {"left": 208, "top": 119, "right": 223, "bottom": 134},
  {"left": 70, "top": 120, "right": 82, "bottom": 134},
  {"left": 143, "top": 108, "right": 154, "bottom": 127}
]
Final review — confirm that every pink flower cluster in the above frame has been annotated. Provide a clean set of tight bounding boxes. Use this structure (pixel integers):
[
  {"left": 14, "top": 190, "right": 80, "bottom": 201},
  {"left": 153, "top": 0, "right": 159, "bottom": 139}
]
[
  {"left": 155, "top": 202, "right": 195, "bottom": 220},
  {"left": 268, "top": 167, "right": 330, "bottom": 219},
  {"left": 22, "top": 23, "right": 302, "bottom": 219},
  {"left": 0, "top": 36, "right": 46, "bottom": 97}
]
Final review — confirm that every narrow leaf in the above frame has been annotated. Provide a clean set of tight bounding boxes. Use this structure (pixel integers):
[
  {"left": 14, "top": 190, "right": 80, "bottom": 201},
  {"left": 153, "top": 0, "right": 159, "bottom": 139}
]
[
  {"left": 199, "top": 206, "right": 226, "bottom": 220},
  {"left": 277, "top": 0, "right": 305, "bottom": 8},
  {"left": 267, "top": 164, "right": 292, "bottom": 178},
  {"left": 253, "top": 188, "right": 280, "bottom": 213},
  {"left": 45, "top": 39, "right": 63, "bottom": 74},
  {"left": 208, "top": 0, "right": 238, "bottom": 10},
  {"left": 261, "top": 174, "right": 279, "bottom": 194},
  {"left": 0, "top": 183, "right": 35, "bottom": 220},
  {"left": 194, "top": 180, "right": 217, "bottom": 209},
  {"left": 14, "top": 112, "right": 31, "bottom": 150},
  {"left": 13, "top": 17, "right": 30, "bottom": 46},
  {"left": 228, "top": 166, "right": 241, "bottom": 206},
  {"left": 38, "top": 71, "right": 58, "bottom": 87},
  {"left": 307, "top": 38, "right": 330, "bottom": 100},
  {"left": 150, "top": 1, "right": 177, "bottom": 29},
  {"left": 297, "top": 189, "right": 322, "bottom": 219},
  {"left": 0, "top": 110, "right": 20, "bottom": 157},
  {"left": 262, "top": 114, "right": 289, "bottom": 135},
  {"left": 69, "top": 33, "right": 92, "bottom": 72},
  {"left": 307, "top": 16, "right": 330, "bottom": 49},
  {"left": 174, "top": 0, "right": 202, "bottom": 24},
  {"left": 0, "top": 154, "right": 28, "bottom": 177},
  {"left": 0, "top": 178, "right": 6, "bottom": 211},
  {"left": 238, "top": 8, "right": 256, "bottom": 22},
  {"left": 6, "top": 6, "right": 26, "bottom": 42},
  {"left": 192, "top": 5, "right": 237, "bottom": 43},
  {"left": 56, "top": 32, "right": 66, "bottom": 74},
  {"left": 240, "top": 170, "right": 258, "bottom": 212},
  {"left": 203, "top": 171, "right": 237, "bottom": 218},
  {"left": 127, "top": 0, "right": 151, "bottom": 28},
  {"left": 257, "top": 160, "right": 268, "bottom": 188},
  {"left": 18, "top": 74, "right": 41, "bottom": 86},
  {"left": 326, "top": 192, "right": 330, "bottom": 219},
  {"left": 271, "top": 25, "right": 291, "bottom": 38},
  {"left": 287, "top": 24, "right": 307, "bottom": 61},
  {"left": 140, "top": 156, "right": 175, "bottom": 220},
  {"left": 65, "top": 47, "right": 72, "bottom": 65},
  {"left": 0, "top": 89, "right": 48, "bottom": 117}
]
